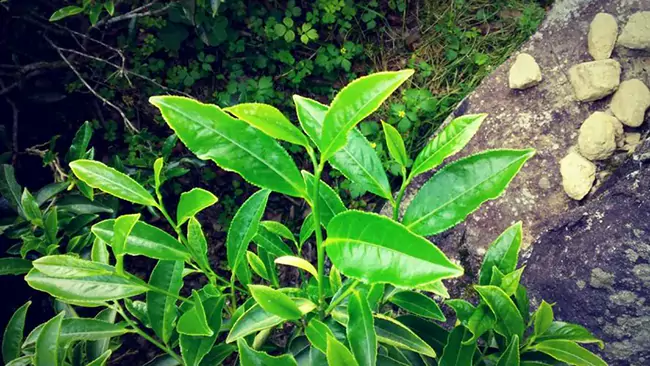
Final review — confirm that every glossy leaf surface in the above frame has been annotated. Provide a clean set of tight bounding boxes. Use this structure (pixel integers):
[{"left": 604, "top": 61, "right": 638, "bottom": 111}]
[
  {"left": 180, "top": 297, "right": 225, "bottom": 366},
  {"left": 374, "top": 315, "right": 436, "bottom": 357},
  {"left": 0, "top": 258, "right": 32, "bottom": 276},
  {"left": 326, "top": 336, "right": 358, "bottom": 366},
  {"left": 466, "top": 304, "right": 496, "bottom": 343},
  {"left": 2, "top": 301, "right": 30, "bottom": 364},
  {"left": 177, "top": 290, "right": 213, "bottom": 336},
  {"left": 305, "top": 318, "right": 334, "bottom": 354},
  {"left": 177, "top": 188, "right": 218, "bottom": 225},
  {"left": 148, "top": 260, "right": 184, "bottom": 344},
  {"left": 534, "top": 301, "right": 554, "bottom": 337},
  {"left": 497, "top": 335, "right": 519, "bottom": 366},
  {"left": 533, "top": 340, "right": 606, "bottom": 366},
  {"left": 249, "top": 285, "right": 302, "bottom": 320},
  {"left": 439, "top": 326, "right": 476, "bottom": 366},
  {"left": 475, "top": 286, "right": 524, "bottom": 340},
  {"left": 382, "top": 122, "right": 408, "bottom": 168},
  {"left": 66, "top": 121, "right": 92, "bottom": 162},
  {"left": 301, "top": 171, "right": 346, "bottom": 226},
  {"left": 34, "top": 312, "right": 64, "bottom": 366},
  {"left": 227, "top": 299, "right": 316, "bottom": 342},
  {"left": 187, "top": 218, "right": 210, "bottom": 269},
  {"left": 479, "top": 222, "right": 522, "bottom": 286},
  {"left": 535, "top": 322, "right": 604, "bottom": 348},
  {"left": 238, "top": 339, "right": 298, "bottom": 366},
  {"left": 225, "top": 103, "right": 310, "bottom": 147},
  {"left": 347, "top": 291, "right": 377, "bottom": 366},
  {"left": 275, "top": 256, "right": 318, "bottom": 279},
  {"left": 389, "top": 291, "right": 445, "bottom": 321}
]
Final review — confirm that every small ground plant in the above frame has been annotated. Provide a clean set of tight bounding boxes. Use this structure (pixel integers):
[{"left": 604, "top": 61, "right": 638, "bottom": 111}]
[{"left": 2, "top": 70, "right": 606, "bottom": 366}]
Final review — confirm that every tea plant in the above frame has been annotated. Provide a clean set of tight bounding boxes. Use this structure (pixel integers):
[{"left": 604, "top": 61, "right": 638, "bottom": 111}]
[{"left": 2, "top": 70, "right": 606, "bottom": 366}]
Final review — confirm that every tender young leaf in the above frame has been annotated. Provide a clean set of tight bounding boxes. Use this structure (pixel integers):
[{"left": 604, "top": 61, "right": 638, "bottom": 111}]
[
  {"left": 389, "top": 291, "right": 445, "bottom": 321},
  {"left": 466, "top": 304, "right": 496, "bottom": 344},
  {"left": 329, "top": 266, "right": 342, "bottom": 294},
  {"left": 92, "top": 219, "right": 190, "bottom": 261},
  {"left": 327, "top": 335, "right": 359, "bottom": 366},
  {"left": 86, "top": 350, "right": 112, "bottom": 366},
  {"left": 499, "top": 267, "right": 525, "bottom": 296},
  {"left": 225, "top": 103, "right": 310, "bottom": 148},
  {"left": 177, "top": 188, "right": 218, "bottom": 225},
  {"left": 416, "top": 280, "right": 450, "bottom": 299},
  {"left": 70, "top": 160, "right": 157, "bottom": 206},
  {"left": 348, "top": 291, "right": 377, "bottom": 366},
  {"left": 148, "top": 260, "right": 184, "bottom": 344},
  {"left": 260, "top": 221, "right": 296, "bottom": 247},
  {"left": 238, "top": 338, "right": 298, "bottom": 366},
  {"left": 445, "top": 300, "right": 476, "bottom": 326},
  {"left": 66, "top": 121, "right": 92, "bottom": 163},
  {"left": 253, "top": 226, "right": 293, "bottom": 258},
  {"left": 497, "top": 335, "right": 520, "bottom": 366},
  {"left": 439, "top": 326, "right": 476, "bottom": 366},
  {"left": 2, "top": 301, "right": 30, "bottom": 364},
  {"left": 403, "top": 150, "right": 535, "bottom": 236},
  {"left": 479, "top": 222, "right": 523, "bottom": 286},
  {"left": 150, "top": 96, "right": 306, "bottom": 197},
  {"left": 374, "top": 315, "right": 436, "bottom": 358},
  {"left": 49, "top": 5, "right": 84, "bottom": 21},
  {"left": 0, "top": 258, "right": 32, "bottom": 276},
  {"left": 325, "top": 211, "right": 463, "bottom": 287},
  {"left": 299, "top": 213, "right": 315, "bottom": 248},
  {"left": 320, "top": 70, "right": 414, "bottom": 160},
  {"left": 534, "top": 301, "right": 554, "bottom": 338},
  {"left": 533, "top": 340, "right": 606, "bottom": 366},
  {"left": 293, "top": 95, "right": 327, "bottom": 148},
  {"left": 249, "top": 285, "right": 302, "bottom": 320},
  {"left": 227, "top": 299, "right": 316, "bottom": 342},
  {"left": 112, "top": 214, "right": 139, "bottom": 256},
  {"left": 91, "top": 238, "right": 110, "bottom": 264},
  {"left": 301, "top": 171, "right": 347, "bottom": 225},
  {"left": 153, "top": 157, "right": 164, "bottom": 191},
  {"left": 275, "top": 256, "right": 318, "bottom": 279},
  {"left": 125, "top": 299, "right": 150, "bottom": 327},
  {"left": 35, "top": 312, "right": 64, "bottom": 366},
  {"left": 21, "top": 189, "right": 42, "bottom": 225},
  {"left": 409, "top": 114, "right": 486, "bottom": 179},
  {"left": 180, "top": 297, "right": 225, "bottom": 366},
  {"left": 32, "top": 255, "right": 115, "bottom": 278},
  {"left": 0, "top": 164, "right": 23, "bottom": 213},
  {"left": 535, "top": 322, "right": 604, "bottom": 348},
  {"left": 396, "top": 315, "right": 449, "bottom": 357},
  {"left": 475, "top": 286, "right": 524, "bottom": 340},
  {"left": 305, "top": 319, "right": 335, "bottom": 354},
  {"left": 247, "top": 251, "right": 269, "bottom": 280},
  {"left": 227, "top": 189, "right": 270, "bottom": 282},
  {"left": 188, "top": 218, "right": 210, "bottom": 269},
  {"left": 178, "top": 290, "right": 213, "bottom": 336},
  {"left": 382, "top": 122, "right": 408, "bottom": 168}
]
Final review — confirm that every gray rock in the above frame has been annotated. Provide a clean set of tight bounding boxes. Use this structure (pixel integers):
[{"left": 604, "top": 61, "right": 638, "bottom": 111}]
[
  {"left": 618, "top": 11, "right": 650, "bottom": 50},
  {"left": 568, "top": 59, "right": 621, "bottom": 101},
  {"left": 560, "top": 150, "right": 596, "bottom": 199},
  {"left": 610, "top": 79, "right": 650, "bottom": 127},
  {"left": 578, "top": 112, "right": 617, "bottom": 160},
  {"left": 588, "top": 13, "right": 618, "bottom": 60},
  {"left": 508, "top": 53, "right": 542, "bottom": 89}
]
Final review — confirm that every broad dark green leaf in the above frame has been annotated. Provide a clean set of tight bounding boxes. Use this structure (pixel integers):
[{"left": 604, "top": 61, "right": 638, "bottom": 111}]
[
  {"left": 445, "top": 299, "right": 476, "bottom": 325},
  {"left": 180, "top": 297, "right": 225, "bottom": 366},
  {"left": 466, "top": 304, "right": 496, "bottom": 344},
  {"left": 178, "top": 290, "right": 212, "bottom": 336},
  {"left": 86, "top": 308, "right": 116, "bottom": 361},
  {"left": 320, "top": 70, "right": 414, "bottom": 160},
  {"left": 199, "top": 344, "right": 236, "bottom": 366},
  {"left": 535, "top": 322, "right": 604, "bottom": 348},
  {"left": 396, "top": 315, "right": 449, "bottom": 356},
  {"left": 301, "top": 171, "right": 346, "bottom": 226},
  {"left": 66, "top": 121, "right": 92, "bottom": 163},
  {"left": 0, "top": 258, "right": 32, "bottom": 275},
  {"left": 534, "top": 301, "right": 554, "bottom": 338},
  {"left": 247, "top": 251, "right": 269, "bottom": 280},
  {"left": 92, "top": 219, "right": 190, "bottom": 261},
  {"left": 327, "top": 335, "right": 358, "bottom": 366},
  {"left": 187, "top": 217, "right": 210, "bottom": 270},
  {"left": 305, "top": 318, "right": 335, "bottom": 354},
  {"left": 374, "top": 315, "right": 436, "bottom": 357},
  {"left": 533, "top": 340, "right": 606, "bottom": 366},
  {"left": 177, "top": 188, "right": 218, "bottom": 225},
  {"left": 382, "top": 122, "right": 408, "bottom": 168},
  {"left": 260, "top": 221, "right": 296, "bottom": 246},
  {"left": 475, "top": 286, "right": 524, "bottom": 340},
  {"left": 25, "top": 318, "right": 129, "bottom": 347},
  {"left": 112, "top": 214, "right": 139, "bottom": 256},
  {"left": 0, "top": 164, "right": 22, "bottom": 213},
  {"left": 225, "top": 103, "right": 310, "bottom": 147},
  {"left": 70, "top": 160, "right": 157, "bottom": 206},
  {"left": 65, "top": 212, "right": 98, "bottom": 236},
  {"left": 238, "top": 338, "right": 298, "bottom": 366},
  {"left": 34, "top": 312, "right": 64, "bottom": 366},
  {"left": 439, "top": 326, "right": 476, "bottom": 366},
  {"left": 403, "top": 150, "right": 535, "bottom": 236},
  {"left": 56, "top": 195, "right": 113, "bottom": 215},
  {"left": 515, "top": 285, "right": 530, "bottom": 324},
  {"left": 479, "top": 222, "right": 522, "bottom": 286},
  {"left": 21, "top": 189, "right": 42, "bottom": 225},
  {"left": 348, "top": 291, "right": 377, "bottom": 366},
  {"left": 389, "top": 291, "right": 445, "bottom": 321},
  {"left": 150, "top": 96, "right": 306, "bottom": 197},
  {"left": 249, "top": 285, "right": 302, "bottom": 320},
  {"left": 148, "top": 260, "right": 184, "bottom": 343},
  {"left": 497, "top": 335, "right": 519, "bottom": 366},
  {"left": 409, "top": 114, "right": 486, "bottom": 179},
  {"left": 2, "top": 301, "right": 30, "bottom": 364},
  {"left": 325, "top": 211, "right": 463, "bottom": 287},
  {"left": 43, "top": 209, "right": 58, "bottom": 244},
  {"left": 4, "top": 356, "right": 31, "bottom": 366},
  {"left": 253, "top": 226, "right": 293, "bottom": 258},
  {"left": 35, "top": 182, "right": 69, "bottom": 206},
  {"left": 49, "top": 5, "right": 84, "bottom": 21}
]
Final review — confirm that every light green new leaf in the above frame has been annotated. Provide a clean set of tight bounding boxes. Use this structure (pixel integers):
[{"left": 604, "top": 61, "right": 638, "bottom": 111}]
[
  {"left": 410, "top": 114, "right": 486, "bottom": 179},
  {"left": 180, "top": 297, "right": 225, "bottom": 366},
  {"left": 475, "top": 286, "right": 524, "bottom": 340},
  {"left": 465, "top": 304, "right": 496, "bottom": 344},
  {"left": 301, "top": 171, "right": 347, "bottom": 225},
  {"left": 320, "top": 70, "right": 414, "bottom": 160},
  {"left": 382, "top": 122, "right": 408, "bottom": 168},
  {"left": 125, "top": 300, "right": 150, "bottom": 327},
  {"left": 439, "top": 326, "right": 476, "bottom": 366},
  {"left": 23, "top": 318, "right": 128, "bottom": 347},
  {"left": 403, "top": 150, "right": 535, "bottom": 236},
  {"left": 150, "top": 96, "right": 306, "bottom": 197},
  {"left": 329, "top": 266, "right": 342, "bottom": 294},
  {"left": 299, "top": 213, "right": 315, "bottom": 248},
  {"left": 479, "top": 222, "right": 523, "bottom": 286},
  {"left": 65, "top": 121, "right": 92, "bottom": 163},
  {"left": 497, "top": 335, "right": 519, "bottom": 366},
  {"left": 534, "top": 301, "right": 554, "bottom": 338},
  {"left": 86, "top": 350, "right": 112, "bottom": 366},
  {"left": 49, "top": 5, "right": 84, "bottom": 21},
  {"left": 260, "top": 221, "right": 296, "bottom": 247},
  {"left": 32, "top": 255, "right": 114, "bottom": 278},
  {"left": 0, "top": 258, "right": 32, "bottom": 276},
  {"left": 2, "top": 301, "right": 30, "bottom": 364},
  {"left": 91, "top": 238, "right": 110, "bottom": 264},
  {"left": 177, "top": 188, "right": 218, "bottom": 225},
  {"left": 348, "top": 291, "right": 377, "bottom": 366},
  {"left": 253, "top": 227, "right": 293, "bottom": 257},
  {"left": 178, "top": 290, "right": 213, "bottom": 336},
  {"left": 21, "top": 189, "right": 42, "bottom": 225},
  {"left": 247, "top": 251, "right": 269, "bottom": 280},
  {"left": 70, "top": 160, "right": 157, "bottom": 206},
  {"left": 225, "top": 103, "right": 310, "bottom": 148},
  {"left": 249, "top": 285, "right": 302, "bottom": 320},
  {"left": 34, "top": 312, "right": 64, "bottom": 366},
  {"left": 188, "top": 218, "right": 210, "bottom": 270},
  {"left": 327, "top": 335, "right": 359, "bottom": 366},
  {"left": 533, "top": 340, "right": 606, "bottom": 366},
  {"left": 153, "top": 158, "right": 164, "bottom": 191},
  {"left": 417, "top": 280, "right": 450, "bottom": 298},
  {"left": 238, "top": 338, "right": 298, "bottom": 366},
  {"left": 148, "top": 260, "right": 184, "bottom": 344},
  {"left": 389, "top": 291, "right": 445, "bottom": 321},
  {"left": 92, "top": 219, "right": 190, "bottom": 261},
  {"left": 499, "top": 267, "right": 525, "bottom": 296},
  {"left": 325, "top": 211, "right": 463, "bottom": 287},
  {"left": 374, "top": 315, "right": 436, "bottom": 357},
  {"left": 536, "top": 322, "right": 604, "bottom": 348},
  {"left": 293, "top": 95, "right": 326, "bottom": 148},
  {"left": 305, "top": 319, "right": 335, "bottom": 354},
  {"left": 275, "top": 256, "right": 318, "bottom": 279},
  {"left": 0, "top": 164, "right": 22, "bottom": 213},
  {"left": 112, "top": 214, "right": 139, "bottom": 256}
]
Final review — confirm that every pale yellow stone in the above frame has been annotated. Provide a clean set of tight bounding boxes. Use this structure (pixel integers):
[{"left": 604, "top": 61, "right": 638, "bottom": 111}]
[
  {"left": 618, "top": 12, "right": 650, "bottom": 50},
  {"left": 560, "top": 151, "right": 596, "bottom": 200},
  {"left": 610, "top": 79, "right": 650, "bottom": 127},
  {"left": 508, "top": 53, "right": 542, "bottom": 89},
  {"left": 588, "top": 13, "right": 618, "bottom": 60},
  {"left": 578, "top": 112, "right": 617, "bottom": 160},
  {"left": 568, "top": 59, "right": 620, "bottom": 101}
]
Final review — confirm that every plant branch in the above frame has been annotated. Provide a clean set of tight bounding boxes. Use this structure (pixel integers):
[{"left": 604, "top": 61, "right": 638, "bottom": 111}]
[
  {"left": 95, "top": 2, "right": 174, "bottom": 27},
  {"left": 325, "top": 280, "right": 360, "bottom": 315},
  {"left": 311, "top": 154, "right": 327, "bottom": 318}
]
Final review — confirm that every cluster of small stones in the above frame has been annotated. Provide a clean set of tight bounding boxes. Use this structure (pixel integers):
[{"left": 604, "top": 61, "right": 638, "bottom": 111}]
[{"left": 508, "top": 12, "right": 650, "bottom": 200}]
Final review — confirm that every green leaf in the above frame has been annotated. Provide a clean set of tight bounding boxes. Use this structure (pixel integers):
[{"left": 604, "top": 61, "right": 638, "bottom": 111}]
[
  {"left": 49, "top": 5, "right": 84, "bottom": 21},
  {"left": 254, "top": 227, "right": 293, "bottom": 257},
  {"left": 87, "top": 350, "right": 112, "bottom": 366},
  {"left": 445, "top": 300, "right": 476, "bottom": 325},
  {"left": 410, "top": 114, "right": 486, "bottom": 179},
  {"left": 104, "top": 1, "right": 115, "bottom": 16},
  {"left": 249, "top": 285, "right": 302, "bottom": 320},
  {"left": 238, "top": 338, "right": 298, "bottom": 366},
  {"left": 87, "top": 308, "right": 116, "bottom": 361},
  {"left": 92, "top": 219, "right": 190, "bottom": 261},
  {"left": 403, "top": 150, "right": 535, "bottom": 236},
  {"left": 327, "top": 335, "right": 359, "bottom": 366},
  {"left": 260, "top": 221, "right": 296, "bottom": 246},
  {"left": 0, "top": 258, "right": 32, "bottom": 276},
  {"left": 396, "top": 315, "right": 449, "bottom": 357},
  {"left": 187, "top": 217, "right": 210, "bottom": 269},
  {"left": 227, "top": 298, "right": 316, "bottom": 343},
  {"left": 35, "top": 182, "right": 68, "bottom": 206},
  {"left": 70, "top": 160, "right": 157, "bottom": 206},
  {"left": 374, "top": 315, "right": 436, "bottom": 357},
  {"left": 382, "top": 122, "right": 408, "bottom": 168},
  {"left": 320, "top": 70, "right": 414, "bottom": 160},
  {"left": 416, "top": 280, "right": 450, "bottom": 299},
  {"left": 180, "top": 297, "right": 225, "bottom": 366},
  {"left": 227, "top": 189, "right": 270, "bottom": 282},
  {"left": 247, "top": 251, "right": 269, "bottom": 280},
  {"left": 305, "top": 318, "right": 335, "bottom": 354},
  {"left": 24, "top": 317, "right": 128, "bottom": 347},
  {"left": 125, "top": 299, "right": 150, "bottom": 327},
  {"left": 112, "top": 214, "right": 139, "bottom": 256},
  {"left": 497, "top": 335, "right": 520, "bottom": 366},
  {"left": 479, "top": 222, "right": 523, "bottom": 286},
  {"left": 148, "top": 260, "right": 184, "bottom": 344},
  {"left": 31, "top": 255, "right": 113, "bottom": 278},
  {"left": 177, "top": 188, "right": 218, "bottom": 225},
  {"left": 178, "top": 290, "right": 213, "bottom": 336},
  {"left": 153, "top": 157, "right": 164, "bottom": 191},
  {"left": 347, "top": 291, "right": 377, "bottom": 366},
  {"left": 34, "top": 312, "right": 64, "bottom": 366},
  {"left": 0, "top": 164, "right": 22, "bottom": 213},
  {"left": 66, "top": 121, "right": 93, "bottom": 163},
  {"left": 325, "top": 211, "right": 463, "bottom": 287},
  {"left": 43, "top": 209, "right": 58, "bottom": 244},
  {"left": 200, "top": 344, "right": 236, "bottom": 366},
  {"left": 515, "top": 285, "right": 530, "bottom": 324},
  {"left": 499, "top": 267, "right": 525, "bottom": 296},
  {"left": 2, "top": 301, "right": 30, "bottom": 364},
  {"left": 275, "top": 256, "right": 317, "bottom": 278},
  {"left": 150, "top": 96, "right": 306, "bottom": 197},
  {"left": 91, "top": 238, "right": 110, "bottom": 264},
  {"left": 21, "top": 189, "right": 42, "bottom": 225},
  {"left": 439, "top": 326, "right": 476, "bottom": 366},
  {"left": 293, "top": 95, "right": 326, "bottom": 148},
  {"left": 465, "top": 304, "right": 496, "bottom": 343},
  {"left": 534, "top": 301, "right": 554, "bottom": 338},
  {"left": 389, "top": 291, "right": 445, "bottom": 321},
  {"left": 535, "top": 322, "right": 604, "bottom": 348},
  {"left": 301, "top": 171, "right": 346, "bottom": 226},
  {"left": 533, "top": 340, "right": 607, "bottom": 366},
  {"left": 299, "top": 213, "right": 315, "bottom": 248},
  {"left": 329, "top": 266, "right": 342, "bottom": 294},
  {"left": 225, "top": 103, "right": 310, "bottom": 148},
  {"left": 475, "top": 286, "right": 524, "bottom": 340}
]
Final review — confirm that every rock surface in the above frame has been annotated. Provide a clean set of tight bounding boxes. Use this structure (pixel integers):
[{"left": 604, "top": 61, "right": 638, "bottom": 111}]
[
  {"left": 508, "top": 53, "right": 543, "bottom": 89},
  {"left": 578, "top": 112, "right": 617, "bottom": 160},
  {"left": 618, "top": 11, "right": 650, "bottom": 50},
  {"left": 559, "top": 151, "right": 596, "bottom": 199},
  {"left": 610, "top": 79, "right": 650, "bottom": 127},
  {"left": 568, "top": 59, "right": 621, "bottom": 101},
  {"left": 588, "top": 13, "right": 618, "bottom": 60}
]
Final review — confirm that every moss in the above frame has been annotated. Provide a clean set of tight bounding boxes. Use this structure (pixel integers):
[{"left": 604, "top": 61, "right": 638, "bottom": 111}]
[
  {"left": 609, "top": 290, "right": 638, "bottom": 306},
  {"left": 632, "top": 264, "right": 650, "bottom": 286},
  {"left": 590, "top": 267, "right": 615, "bottom": 289}
]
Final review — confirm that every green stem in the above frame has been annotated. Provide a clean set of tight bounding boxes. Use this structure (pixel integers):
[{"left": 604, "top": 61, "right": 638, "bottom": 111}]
[
  {"left": 115, "top": 254, "right": 124, "bottom": 274},
  {"left": 312, "top": 159, "right": 326, "bottom": 318},
  {"left": 392, "top": 171, "right": 411, "bottom": 221},
  {"left": 252, "top": 328, "right": 273, "bottom": 350},
  {"left": 325, "top": 280, "right": 360, "bottom": 315}
]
